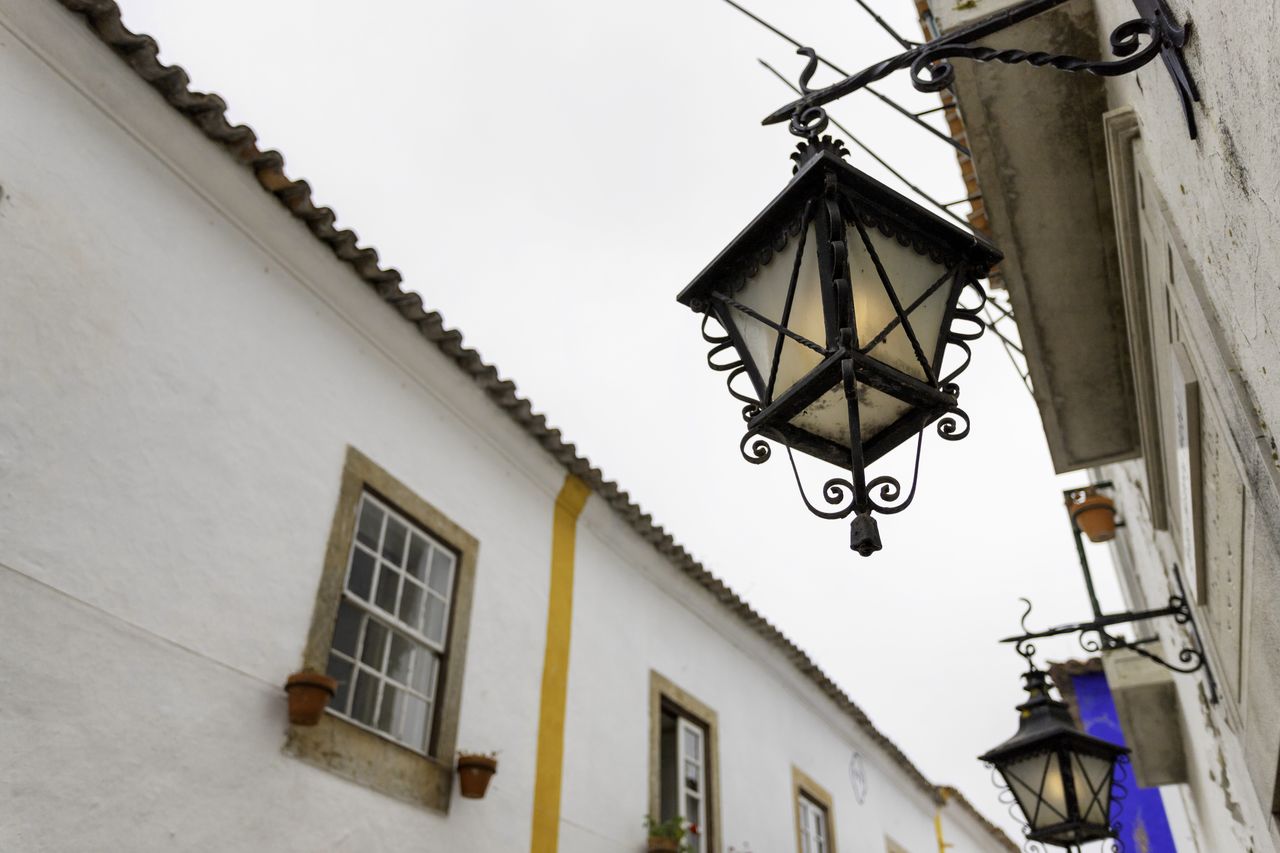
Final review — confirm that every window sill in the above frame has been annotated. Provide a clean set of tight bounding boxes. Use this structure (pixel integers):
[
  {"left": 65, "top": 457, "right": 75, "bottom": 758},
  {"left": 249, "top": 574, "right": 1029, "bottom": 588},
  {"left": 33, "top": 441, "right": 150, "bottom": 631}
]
[{"left": 285, "top": 711, "right": 454, "bottom": 812}]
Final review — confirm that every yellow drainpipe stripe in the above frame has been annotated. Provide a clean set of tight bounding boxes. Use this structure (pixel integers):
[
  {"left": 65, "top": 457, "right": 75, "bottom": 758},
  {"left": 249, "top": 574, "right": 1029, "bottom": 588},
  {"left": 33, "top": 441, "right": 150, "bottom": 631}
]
[
  {"left": 530, "top": 474, "right": 592, "bottom": 853},
  {"left": 935, "top": 787, "right": 954, "bottom": 853}
]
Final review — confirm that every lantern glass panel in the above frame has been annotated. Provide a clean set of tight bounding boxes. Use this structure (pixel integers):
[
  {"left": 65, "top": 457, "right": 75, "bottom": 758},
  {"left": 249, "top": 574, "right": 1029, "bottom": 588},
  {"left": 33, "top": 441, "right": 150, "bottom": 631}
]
[
  {"left": 1071, "top": 751, "right": 1115, "bottom": 826},
  {"left": 727, "top": 217, "right": 957, "bottom": 455},
  {"left": 848, "top": 223, "right": 955, "bottom": 380},
  {"left": 789, "top": 383, "right": 913, "bottom": 448},
  {"left": 731, "top": 224, "right": 825, "bottom": 404},
  {"left": 1002, "top": 752, "right": 1069, "bottom": 831}
]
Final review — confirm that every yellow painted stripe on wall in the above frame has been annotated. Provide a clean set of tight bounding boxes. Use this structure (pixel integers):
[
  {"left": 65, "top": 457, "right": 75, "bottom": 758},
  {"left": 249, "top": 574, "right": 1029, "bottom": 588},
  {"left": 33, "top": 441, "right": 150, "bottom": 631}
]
[{"left": 530, "top": 474, "right": 592, "bottom": 853}]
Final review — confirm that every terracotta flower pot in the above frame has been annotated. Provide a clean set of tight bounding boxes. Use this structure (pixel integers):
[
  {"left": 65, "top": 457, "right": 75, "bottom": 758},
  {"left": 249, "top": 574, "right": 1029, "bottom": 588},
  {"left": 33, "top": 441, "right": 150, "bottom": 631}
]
[
  {"left": 1073, "top": 493, "right": 1118, "bottom": 543},
  {"left": 284, "top": 671, "right": 338, "bottom": 726},
  {"left": 456, "top": 754, "right": 498, "bottom": 799},
  {"left": 647, "top": 839, "right": 680, "bottom": 853}
]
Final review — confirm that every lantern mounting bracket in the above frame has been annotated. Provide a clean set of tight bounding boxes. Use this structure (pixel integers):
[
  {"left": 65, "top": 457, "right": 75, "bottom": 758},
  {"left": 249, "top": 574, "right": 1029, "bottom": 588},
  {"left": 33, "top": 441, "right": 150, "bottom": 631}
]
[
  {"left": 1002, "top": 482, "right": 1219, "bottom": 704},
  {"left": 763, "top": 0, "right": 1200, "bottom": 139}
]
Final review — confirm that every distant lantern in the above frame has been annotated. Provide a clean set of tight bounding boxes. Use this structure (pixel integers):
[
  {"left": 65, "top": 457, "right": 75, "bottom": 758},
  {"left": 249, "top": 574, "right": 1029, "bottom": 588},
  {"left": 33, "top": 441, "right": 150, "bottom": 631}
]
[
  {"left": 677, "top": 121, "right": 1001, "bottom": 555},
  {"left": 981, "top": 667, "right": 1129, "bottom": 847}
]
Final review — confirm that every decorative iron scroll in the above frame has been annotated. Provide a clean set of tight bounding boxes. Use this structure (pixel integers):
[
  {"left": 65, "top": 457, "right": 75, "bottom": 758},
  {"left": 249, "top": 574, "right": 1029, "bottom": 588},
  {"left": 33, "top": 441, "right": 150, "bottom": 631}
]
[
  {"left": 1000, "top": 567, "right": 1219, "bottom": 704},
  {"left": 762, "top": 0, "right": 1199, "bottom": 138},
  {"left": 700, "top": 275, "right": 984, "bottom": 528},
  {"left": 908, "top": 16, "right": 1165, "bottom": 93}
]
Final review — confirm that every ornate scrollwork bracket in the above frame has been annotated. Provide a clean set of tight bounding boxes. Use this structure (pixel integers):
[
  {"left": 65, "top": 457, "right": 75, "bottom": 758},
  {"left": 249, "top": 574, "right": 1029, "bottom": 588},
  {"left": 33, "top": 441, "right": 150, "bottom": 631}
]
[
  {"left": 999, "top": 563, "right": 1219, "bottom": 704},
  {"left": 762, "top": 0, "right": 1199, "bottom": 139}
]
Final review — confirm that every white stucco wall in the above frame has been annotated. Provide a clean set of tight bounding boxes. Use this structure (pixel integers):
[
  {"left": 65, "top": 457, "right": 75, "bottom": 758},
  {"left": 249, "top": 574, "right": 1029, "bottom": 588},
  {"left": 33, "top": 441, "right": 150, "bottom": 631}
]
[
  {"left": 1094, "top": 0, "right": 1280, "bottom": 445},
  {"left": 1091, "top": 0, "right": 1280, "bottom": 849},
  {"left": 0, "top": 2, "right": 1012, "bottom": 851},
  {"left": 934, "top": 0, "right": 1280, "bottom": 844},
  {"left": 1104, "top": 461, "right": 1275, "bottom": 853}
]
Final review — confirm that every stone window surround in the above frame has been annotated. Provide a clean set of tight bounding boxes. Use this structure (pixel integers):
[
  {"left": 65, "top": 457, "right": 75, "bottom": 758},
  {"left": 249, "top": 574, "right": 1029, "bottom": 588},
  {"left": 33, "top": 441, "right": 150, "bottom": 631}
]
[
  {"left": 650, "top": 670, "right": 723, "bottom": 853},
  {"left": 791, "top": 765, "right": 837, "bottom": 853},
  {"left": 286, "top": 445, "right": 479, "bottom": 813},
  {"left": 1109, "top": 117, "right": 1255, "bottom": 708},
  {"left": 1105, "top": 109, "right": 1280, "bottom": 821}
]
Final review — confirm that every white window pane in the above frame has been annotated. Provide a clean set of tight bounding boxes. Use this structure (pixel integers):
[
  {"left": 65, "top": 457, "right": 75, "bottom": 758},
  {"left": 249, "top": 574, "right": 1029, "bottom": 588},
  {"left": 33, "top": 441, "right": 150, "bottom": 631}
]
[
  {"left": 412, "top": 653, "right": 439, "bottom": 698},
  {"left": 374, "top": 565, "right": 400, "bottom": 613},
  {"left": 683, "top": 727, "right": 701, "bottom": 758},
  {"left": 406, "top": 534, "right": 429, "bottom": 581},
  {"left": 684, "top": 760, "right": 700, "bottom": 792},
  {"left": 360, "top": 620, "right": 388, "bottom": 668},
  {"left": 800, "top": 797, "right": 828, "bottom": 853},
  {"left": 398, "top": 579, "right": 425, "bottom": 631},
  {"left": 331, "top": 601, "right": 362, "bottom": 656},
  {"left": 386, "top": 631, "right": 415, "bottom": 685},
  {"left": 356, "top": 500, "right": 383, "bottom": 549},
  {"left": 424, "top": 595, "right": 447, "bottom": 644},
  {"left": 350, "top": 669, "right": 378, "bottom": 725},
  {"left": 428, "top": 548, "right": 454, "bottom": 597},
  {"left": 399, "top": 692, "right": 429, "bottom": 749},
  {"left": 347, "top": 548, "right": 376, "bottom": 600},
  {"left": 382, "top": 517, "right": 407, "bottom": 564},
  {"left": 376, "top": 683, "right": 401, "bottom": 734}
]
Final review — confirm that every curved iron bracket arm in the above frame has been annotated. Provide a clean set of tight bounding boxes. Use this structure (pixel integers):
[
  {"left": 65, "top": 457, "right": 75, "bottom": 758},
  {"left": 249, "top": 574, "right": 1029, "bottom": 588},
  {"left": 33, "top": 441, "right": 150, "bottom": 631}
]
[
  {"left": 762, "top": 0, "right": 1199, "bottom": 139},
  {"left": 1002, "top": 481, "right": 1219, "bottom": 702},
  {"left": 1003, "top": 564, "right": 1219, "bottom": 704}
]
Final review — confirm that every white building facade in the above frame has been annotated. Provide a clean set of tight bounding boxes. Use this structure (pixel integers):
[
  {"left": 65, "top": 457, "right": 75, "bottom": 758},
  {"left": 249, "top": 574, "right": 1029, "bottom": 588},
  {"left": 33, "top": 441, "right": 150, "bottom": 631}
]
[
  {"left": 929, "top": 0, "right": 1280, "bottom": 848},
  {"left": 0, "top": 1, "right": 1016, "bottom": 851}
]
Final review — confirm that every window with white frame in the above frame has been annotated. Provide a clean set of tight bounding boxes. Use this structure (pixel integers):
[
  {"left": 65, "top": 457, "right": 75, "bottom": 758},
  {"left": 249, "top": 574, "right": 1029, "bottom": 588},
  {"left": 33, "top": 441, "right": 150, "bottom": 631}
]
[
  {"left": 798, "top": 792, "right": 831, "bottom": 853},
  {"left": 660, "top": 707, "right": 709, "bottom": 852},
  {"left": 325, "top": 491, "right": 457, "bottom": 754}
]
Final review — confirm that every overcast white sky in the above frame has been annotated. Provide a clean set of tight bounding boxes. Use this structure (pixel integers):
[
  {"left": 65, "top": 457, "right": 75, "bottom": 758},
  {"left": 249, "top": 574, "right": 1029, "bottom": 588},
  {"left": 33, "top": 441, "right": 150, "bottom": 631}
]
[{"left": 115, "top": 0, "right": 1128, "bottom": 840}]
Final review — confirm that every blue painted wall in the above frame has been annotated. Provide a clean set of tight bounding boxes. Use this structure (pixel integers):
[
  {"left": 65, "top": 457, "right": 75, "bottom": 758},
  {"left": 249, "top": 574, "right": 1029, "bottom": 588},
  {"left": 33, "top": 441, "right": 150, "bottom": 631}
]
[{"left": 1070, "top": 670, "right": 1178, "bottom": 852}]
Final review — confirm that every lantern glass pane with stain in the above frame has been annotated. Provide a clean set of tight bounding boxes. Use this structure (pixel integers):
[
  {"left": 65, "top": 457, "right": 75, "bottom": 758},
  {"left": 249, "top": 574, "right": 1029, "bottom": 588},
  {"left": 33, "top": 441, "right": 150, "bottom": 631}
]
[{"left": 727, "top": 214, "right": 959, "bottom": 452}]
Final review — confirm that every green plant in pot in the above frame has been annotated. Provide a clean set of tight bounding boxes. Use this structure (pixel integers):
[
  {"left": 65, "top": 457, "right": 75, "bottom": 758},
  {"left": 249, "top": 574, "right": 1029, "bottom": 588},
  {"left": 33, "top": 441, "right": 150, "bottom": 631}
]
[{"left": 644, "top": 815, "right": 693, "bottom": 853}]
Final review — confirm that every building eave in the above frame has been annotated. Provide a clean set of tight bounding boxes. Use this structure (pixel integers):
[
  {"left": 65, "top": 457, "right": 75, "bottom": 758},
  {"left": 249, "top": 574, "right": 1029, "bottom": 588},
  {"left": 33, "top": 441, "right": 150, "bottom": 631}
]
[{"left": 927, "top": 0, "right": 1143, "bottom": 473}]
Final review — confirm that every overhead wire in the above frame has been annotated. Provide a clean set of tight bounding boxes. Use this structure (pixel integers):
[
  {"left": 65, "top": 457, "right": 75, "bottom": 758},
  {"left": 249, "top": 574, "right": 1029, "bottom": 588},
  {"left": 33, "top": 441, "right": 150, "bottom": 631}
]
[
  {"left": 845, "top": 0, "right": 918, "bottom": 49},
  {"left": 758, "top": 59, "right": 971, "bottom": 230},
  {"left": 720, "top": 0, "right": 970, "bottom": 157},
  {"left": 982, "top": 302, "right": 1034, "bottom": 396}
]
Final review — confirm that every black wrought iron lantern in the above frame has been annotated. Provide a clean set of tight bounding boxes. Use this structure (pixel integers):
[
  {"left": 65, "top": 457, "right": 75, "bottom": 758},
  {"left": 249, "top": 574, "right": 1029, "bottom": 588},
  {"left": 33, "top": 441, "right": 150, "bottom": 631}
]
[
  {"left": 677, "top": 118, "right": 1001, "bottom": 555},
  {"left": 981, "top": 667, "right": 1129, "bottom": 848}
]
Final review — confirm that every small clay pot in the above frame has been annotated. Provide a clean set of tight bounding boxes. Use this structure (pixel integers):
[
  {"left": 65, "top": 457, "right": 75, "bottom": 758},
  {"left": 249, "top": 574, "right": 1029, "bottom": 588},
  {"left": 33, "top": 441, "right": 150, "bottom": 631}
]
[
  {"left": 457, "top": 754, "right": 498, "bottom": 799},
  {"left": 1073, "top": 493, "right": 1118, "bottom": 543},
  {"left": 284, "top": 671, "right": 338, "bottom": 726},
  {"left": 647, "top": 839, "right": 681, "bottom": 853}
]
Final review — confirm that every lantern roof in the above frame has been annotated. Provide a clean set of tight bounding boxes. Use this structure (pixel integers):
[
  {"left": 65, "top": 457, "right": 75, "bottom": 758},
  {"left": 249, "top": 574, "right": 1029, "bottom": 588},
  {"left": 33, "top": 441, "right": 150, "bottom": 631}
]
[
  {"left": 677, "top": 147, "right": 1002, "bottom": 309},
  {"left": 980, "top": 669, "right": 1130, "bottom": 765}
]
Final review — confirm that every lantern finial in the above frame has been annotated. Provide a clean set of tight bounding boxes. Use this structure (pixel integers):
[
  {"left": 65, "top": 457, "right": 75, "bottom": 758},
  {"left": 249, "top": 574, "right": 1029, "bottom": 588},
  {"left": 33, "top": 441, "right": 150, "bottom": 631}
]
[
  {"left": 850, "top": 511, "right": 881, "bottom": 556},
  {"left": 791, "top": 135, "right": 850, "bottom": 174}
]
